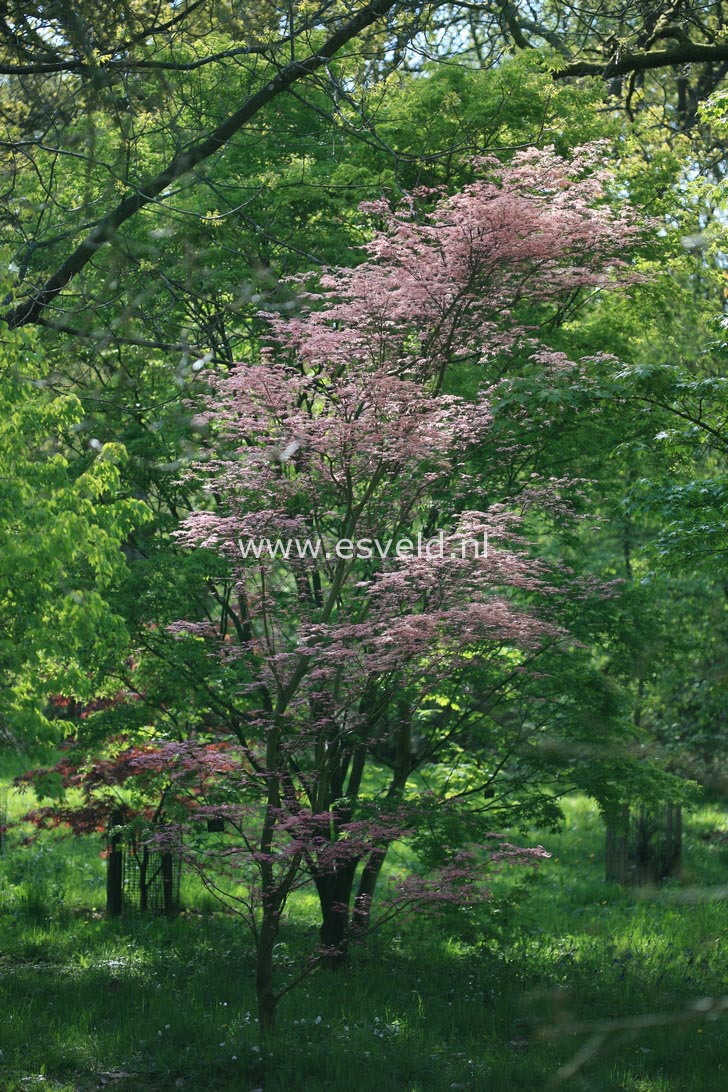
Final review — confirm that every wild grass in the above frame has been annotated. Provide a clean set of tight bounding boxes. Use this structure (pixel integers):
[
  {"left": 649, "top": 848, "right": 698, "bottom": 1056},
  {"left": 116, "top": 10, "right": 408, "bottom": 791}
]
[{"left": 2, "top": 782, "right": 728, "bottom": 1091}]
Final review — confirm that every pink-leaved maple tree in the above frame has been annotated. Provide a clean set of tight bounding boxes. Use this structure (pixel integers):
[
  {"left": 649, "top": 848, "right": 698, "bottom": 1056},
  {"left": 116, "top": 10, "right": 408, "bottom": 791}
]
[{"left": 155, "top": 146, "right": 644, "bottom": 1032}]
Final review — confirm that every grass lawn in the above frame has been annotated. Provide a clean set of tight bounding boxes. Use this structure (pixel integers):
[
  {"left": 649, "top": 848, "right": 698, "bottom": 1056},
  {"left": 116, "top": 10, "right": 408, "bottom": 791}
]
[{"left": 1, "top": 789, "right": 728, "bottom": 1091}]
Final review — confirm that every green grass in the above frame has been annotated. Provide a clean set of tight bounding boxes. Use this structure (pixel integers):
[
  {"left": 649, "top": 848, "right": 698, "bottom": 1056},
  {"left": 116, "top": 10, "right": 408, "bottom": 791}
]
[{"left": 2, "top": 792, "right": 728, "bottom": 1090}]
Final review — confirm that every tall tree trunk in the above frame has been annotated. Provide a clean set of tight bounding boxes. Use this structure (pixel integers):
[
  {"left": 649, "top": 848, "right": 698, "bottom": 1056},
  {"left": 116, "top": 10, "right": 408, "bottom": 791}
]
[
  {"left": 256, "top": 903, "right": 279, "bottom": 1037},
  {"left": 349, "top": 703, "right": 408, "bottom": 935},
  {"left": 257, "top": 739, "right": 283, "bottom": 1036},
  {"left": 351, "top": 846, "right": 388, "bottom": 935},
  {"left": 314, "top": 859, "right": 358, "bottom": 966}
]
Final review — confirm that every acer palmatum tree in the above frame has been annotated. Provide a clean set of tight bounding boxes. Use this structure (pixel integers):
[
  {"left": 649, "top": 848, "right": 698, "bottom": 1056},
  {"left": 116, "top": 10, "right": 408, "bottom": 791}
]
[
  {"left": 16, "top": 736, "right": 242, "bottom": 841},
  {"left": 169, "top": 147, "right": 644, "bottom": 1031}
]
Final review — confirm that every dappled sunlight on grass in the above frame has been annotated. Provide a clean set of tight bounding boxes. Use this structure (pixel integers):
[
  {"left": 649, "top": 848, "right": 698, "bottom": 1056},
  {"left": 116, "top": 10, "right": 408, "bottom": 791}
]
[{"left": 2, "top": 796, "right": 728, "bottom": 1089}]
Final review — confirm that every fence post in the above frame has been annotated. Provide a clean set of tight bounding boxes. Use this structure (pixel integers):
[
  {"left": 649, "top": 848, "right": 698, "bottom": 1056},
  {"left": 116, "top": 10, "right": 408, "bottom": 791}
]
[
  {"left": 161, "top": 852, "right": 175, "bottom": 918},
  {"left": 106, "top": 811, "right": 124, "bottom": 916}
]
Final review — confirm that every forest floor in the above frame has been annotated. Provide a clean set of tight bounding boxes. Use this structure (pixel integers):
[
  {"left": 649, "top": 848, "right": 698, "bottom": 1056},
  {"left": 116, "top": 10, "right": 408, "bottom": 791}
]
[{"left": 1, "top": 784, "right": 728, "bottom": 1092}]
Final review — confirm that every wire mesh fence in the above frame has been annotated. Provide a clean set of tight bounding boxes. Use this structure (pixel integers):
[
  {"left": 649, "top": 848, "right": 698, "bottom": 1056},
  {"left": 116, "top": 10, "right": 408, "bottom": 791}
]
[{"left": 106, "top": 816, "right": 181, "bottom": 917}]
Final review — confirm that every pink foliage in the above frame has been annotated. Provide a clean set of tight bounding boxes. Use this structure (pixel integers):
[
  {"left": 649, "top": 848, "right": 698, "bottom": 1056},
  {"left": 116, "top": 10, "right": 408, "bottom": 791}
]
[
  {"left": 175, "top": 148, "right": 643, "bottom": 720},
  {"left": 17, "top": 738, "right": 246, "bottom": 839},
  {"left": 167, "top": 149, "right": 643, "bottom": 956}
]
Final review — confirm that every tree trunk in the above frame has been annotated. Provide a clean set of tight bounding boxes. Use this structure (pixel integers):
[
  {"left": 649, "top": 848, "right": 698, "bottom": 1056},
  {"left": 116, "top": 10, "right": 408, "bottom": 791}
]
[
  {"left": 256, "top": 758, "right": 284, "bottom": 1037},
  {"left": 256, "top": 906, "right": 279, "bottom": 1037},
  {"left": 106, "top": 842, "right": 123, "bottom": 916},
  {"left": 314, "top": 859, "right": 358, "bottom": 967},
  {"left": 351, "top": 846, "right": 387, "bottom": 935}
]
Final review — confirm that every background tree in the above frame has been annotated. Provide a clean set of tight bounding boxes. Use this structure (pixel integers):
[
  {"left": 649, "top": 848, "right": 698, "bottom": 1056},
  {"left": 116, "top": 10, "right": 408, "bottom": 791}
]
[{"left": 0, "top": 325, "right": 148, "bottom": 749}]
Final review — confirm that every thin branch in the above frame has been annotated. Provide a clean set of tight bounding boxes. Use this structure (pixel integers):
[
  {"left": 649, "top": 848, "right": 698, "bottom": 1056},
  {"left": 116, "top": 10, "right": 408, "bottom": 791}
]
[
  {"left": 0, "top": 41, "right": 294, "bottom": 76},
  {"left": 33, "top": 317, "right": 204, "bottom": 354}
]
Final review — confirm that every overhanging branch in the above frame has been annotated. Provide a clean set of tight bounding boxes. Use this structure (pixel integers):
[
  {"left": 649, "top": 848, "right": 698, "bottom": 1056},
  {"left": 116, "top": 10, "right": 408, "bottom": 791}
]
[
  {"left": 3, "top": 0, "right": 402, "bottom": 331},
  {"left": 554, "top": 41, "right": 728, "bottom": 80}
]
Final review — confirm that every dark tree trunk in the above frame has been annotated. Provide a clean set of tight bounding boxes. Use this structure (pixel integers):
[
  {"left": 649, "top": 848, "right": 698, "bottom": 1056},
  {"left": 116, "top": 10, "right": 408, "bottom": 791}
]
[
  {"left": 314, "top": 859, "right": 358, "bottom": 967},
  {"left": 256, "top": 906, "right": 279, "bottom": 1037},
  {"left": 106, "top": 843, "right": 123, "bottom": 916},
  {"left": 106, "top": 810, "right": 124, "bottom": 916},
  {"left": 351, "top": 846, "right": 387, "bottom": 935}
]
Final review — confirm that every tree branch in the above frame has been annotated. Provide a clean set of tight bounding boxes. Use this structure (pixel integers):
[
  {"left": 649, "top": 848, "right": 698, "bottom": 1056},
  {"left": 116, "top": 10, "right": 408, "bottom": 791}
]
[
  {"left": 555, "top": 41, "right": 728, "bottom": 80},
  {"left": 0, "top": 43, "right": 277, "bottom": 75},
  {"left": 3, "top": 0, "right": 402, "bottom": 331}
]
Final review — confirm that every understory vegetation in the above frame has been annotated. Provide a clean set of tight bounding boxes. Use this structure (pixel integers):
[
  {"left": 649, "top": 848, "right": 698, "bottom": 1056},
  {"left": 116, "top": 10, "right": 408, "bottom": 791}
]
[{"left": 2, "top": 792, "right": 727, "bottom": 1092}]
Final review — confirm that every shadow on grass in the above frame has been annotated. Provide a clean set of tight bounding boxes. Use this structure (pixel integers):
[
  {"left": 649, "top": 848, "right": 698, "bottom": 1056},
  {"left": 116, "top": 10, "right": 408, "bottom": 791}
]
[{"left": 2, "top": 796, "right": 728, "bottom": 1091}]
